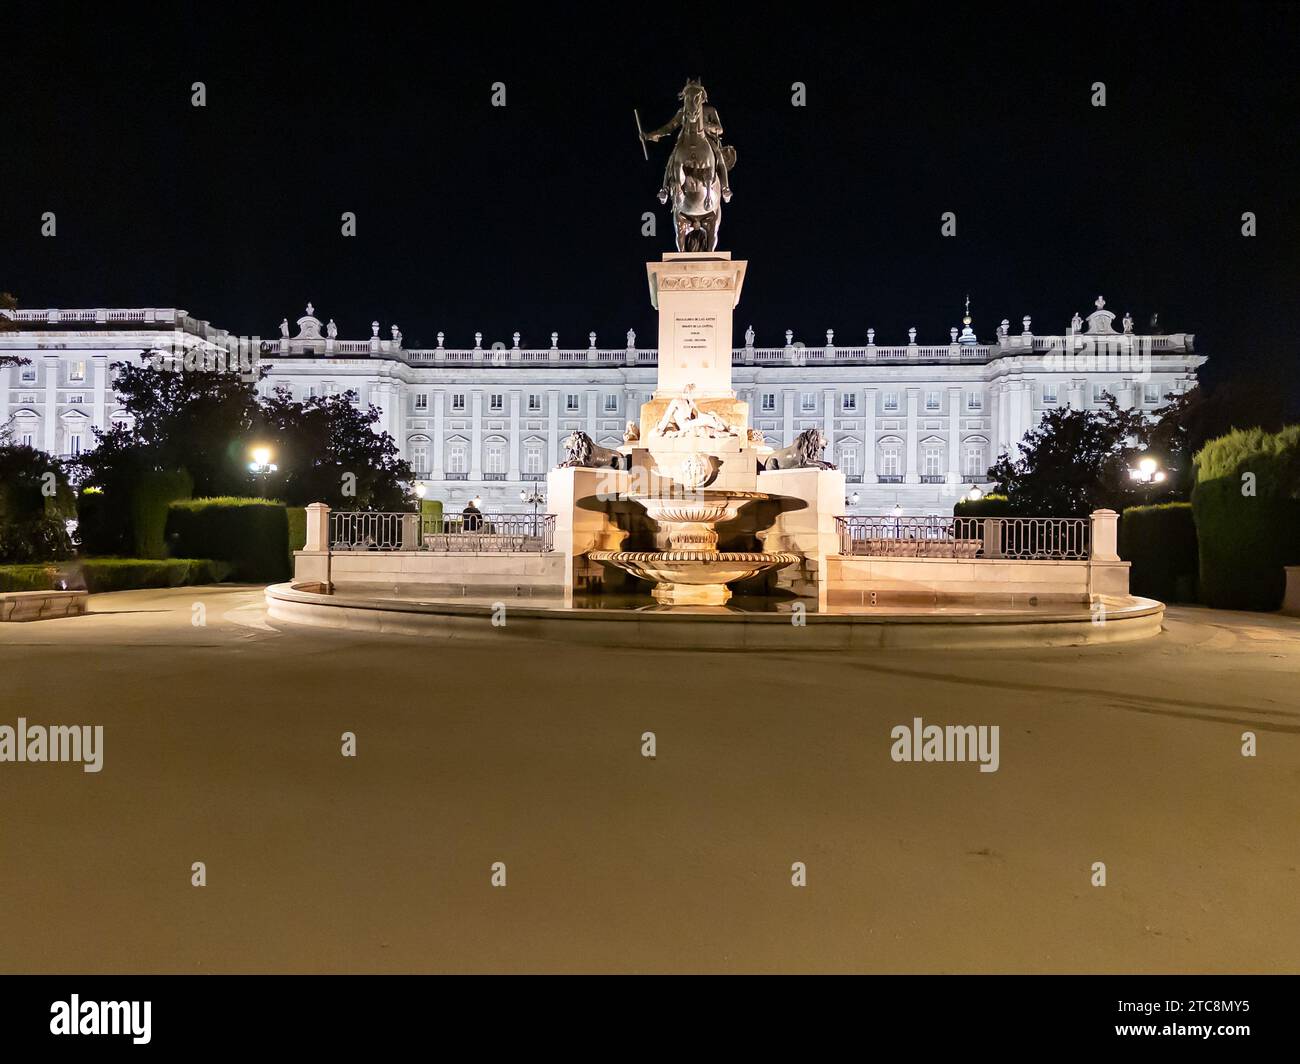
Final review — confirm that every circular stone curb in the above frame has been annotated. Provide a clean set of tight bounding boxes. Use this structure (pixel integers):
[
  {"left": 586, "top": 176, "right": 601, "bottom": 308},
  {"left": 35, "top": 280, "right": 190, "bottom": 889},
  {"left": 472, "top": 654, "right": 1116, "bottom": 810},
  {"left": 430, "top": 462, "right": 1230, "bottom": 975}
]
[{"left": 264, "top": 583, "right": 1166, "bottom": 651}]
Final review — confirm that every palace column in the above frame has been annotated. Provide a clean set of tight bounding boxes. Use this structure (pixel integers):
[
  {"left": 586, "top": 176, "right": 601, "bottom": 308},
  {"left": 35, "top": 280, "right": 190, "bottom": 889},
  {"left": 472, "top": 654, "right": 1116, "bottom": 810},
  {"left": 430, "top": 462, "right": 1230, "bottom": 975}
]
[
  {"left": 92, "top": 354, "right": 108, "bottom": 431},
  {"left": 947, "top": 385, "right": 962, "bottom": 482},
  {"left": 431, "top": 391, "right": 445, "bottom": 477},
  {"left": 904, "top": 387, "right": 919, "bottom": 483},
  {"left": 470, "top": 390, "right": 483, "bottom": 479},
  {"left": 585, "top": 388, "right": 598, "bottom": 440},
  {"left": 1019, "top": 379, "right": 1034, "bottom": 440},
  {"left": 863, "top": 388, "right": 877, "bottom": 480},
  {"left": 822, "top": 387, "right": 835, "bottom": 453},
  {"left": 508, "top": 390, "right": 521, "bottom": 481},
  {"left": 546, "top": 389, "right": 559, "bottom": 468},
  {"left": 43, "top": 354, "right": 58, "bottom": 453},
  {"left": 0, "top": 361, "right": 10, "bottom": 429},
  {"left": 782, "top": 389, "right": 794, "bottom": 444}
]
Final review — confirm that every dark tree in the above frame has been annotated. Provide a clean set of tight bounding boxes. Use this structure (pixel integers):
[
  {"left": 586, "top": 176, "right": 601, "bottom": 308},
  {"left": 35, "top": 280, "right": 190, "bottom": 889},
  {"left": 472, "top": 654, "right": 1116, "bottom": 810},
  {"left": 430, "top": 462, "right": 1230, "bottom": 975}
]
[
  {"left": 260, "top": 387, "right": 413, "bottom": 510},
  {"left": 988, "top": 394, "right": 1155, "bottom": 516}
]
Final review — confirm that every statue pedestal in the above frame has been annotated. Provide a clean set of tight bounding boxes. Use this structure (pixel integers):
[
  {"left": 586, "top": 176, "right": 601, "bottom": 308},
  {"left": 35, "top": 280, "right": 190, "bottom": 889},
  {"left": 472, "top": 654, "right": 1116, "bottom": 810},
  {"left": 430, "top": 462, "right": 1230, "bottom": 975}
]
[
  {"left": 547, "top": 465, "right": 630, "bottom": 597},
  {"left": 757, "top": 467, "right": 846, "bottom": 599},
  {"left": 644, "top": 252, "right": 747, "bottom": 407}
]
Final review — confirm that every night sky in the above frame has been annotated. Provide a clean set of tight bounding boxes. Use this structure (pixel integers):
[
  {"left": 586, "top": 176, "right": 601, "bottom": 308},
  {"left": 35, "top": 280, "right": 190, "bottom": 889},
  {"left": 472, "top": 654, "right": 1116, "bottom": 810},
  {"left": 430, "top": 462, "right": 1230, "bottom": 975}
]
[{"left": 2, "top": 5, "right": 1297, "bottom": 406}]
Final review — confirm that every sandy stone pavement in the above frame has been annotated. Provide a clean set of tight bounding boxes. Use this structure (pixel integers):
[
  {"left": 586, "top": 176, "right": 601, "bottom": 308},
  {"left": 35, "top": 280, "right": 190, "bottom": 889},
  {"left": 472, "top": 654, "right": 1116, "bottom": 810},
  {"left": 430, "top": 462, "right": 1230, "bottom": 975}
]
[{"left": 1, "top": 586, "right": 1297, "bottom": 973}]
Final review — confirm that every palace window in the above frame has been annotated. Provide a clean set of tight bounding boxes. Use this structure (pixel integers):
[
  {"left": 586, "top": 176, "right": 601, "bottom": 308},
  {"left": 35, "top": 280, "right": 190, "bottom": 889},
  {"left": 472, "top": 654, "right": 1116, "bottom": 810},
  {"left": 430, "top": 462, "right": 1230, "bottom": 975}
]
[
  {"left": 447, "top": 442, "right": 467, "bottom": 474},
  {"left": 20, "top": 432, "right": 34, "bottom": 448},
  {"left": 566, "top": 393, "right": 580, "bottom": 412},
  {"left": 410, "top": 442, "right": 429, "bottom": 475},
  {"left": 68, "top": 393, "right": 85, "bottom": 404},
  {"left": 451, "top": 393, "right": 466, "bottom": 412},
  {"left": 966, "top": 391, "right": 982, "bottom": 411},
  {"left": 1143, "top": 383, "right": 1161, "bottom": 404},
  {"left": 414, "top": 393, "right": 428, "bottom": 411},
  {"left": 1042, "top": 385, "right": 1057, "bottom": 404},
  {"left": 525, "top": 444, "right": 544, "bottom": 474},
  {"left": 760, "top": 393, "right": 776, "bottom": 412},
  {"left": 838, "top": 446, "right": 859, "bottom": 476},
  {"left": 68, "top": 433, "right": 83, "bottom": 456},
  {"left": 489, "top": 393, "right": 504, "bottom": 412},
  {"left": 800, "top": 392, "right": 817, "bottom": 412},
  {"left": 484, "top": 440, "right": 505, "bottom": 474},
  {"left": 603, "top": 393, "right": 619, "bottom": 413},
  {"left": 923, "top": 443, "right": 944, "bottom": 477},
  {"left": 20, "top": 366, "right": 36, "bottom": 383},
  {"left": 527, "top": 393, "right": 542, "bottom": 412},
  {"left": 322, "top": 382, "right": 337, "bottom": 396},
  {"left": 883, "top": 392, "right": 899, "bottom": 412},
  {"left": 841, "top": 393, "right": 857, "bottom": 412},
  {"left": 925, "top": 391, "right": 940, "bottom": 412},
  {"left": 878, "top": 438, "right": 902, "bottom": 476},
  {"left": 964, "top": 440, "right": 988, "bottom": 478},
  {"left": 69, "top": 361, "right": 86, "bottom": 382}
]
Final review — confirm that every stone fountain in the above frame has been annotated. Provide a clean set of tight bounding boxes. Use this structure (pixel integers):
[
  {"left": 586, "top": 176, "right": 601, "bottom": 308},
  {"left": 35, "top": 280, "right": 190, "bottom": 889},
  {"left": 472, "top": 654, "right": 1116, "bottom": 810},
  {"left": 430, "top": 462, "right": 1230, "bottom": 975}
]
[{"left": 580, "top": 252, "right": 803, "bottom": 605}]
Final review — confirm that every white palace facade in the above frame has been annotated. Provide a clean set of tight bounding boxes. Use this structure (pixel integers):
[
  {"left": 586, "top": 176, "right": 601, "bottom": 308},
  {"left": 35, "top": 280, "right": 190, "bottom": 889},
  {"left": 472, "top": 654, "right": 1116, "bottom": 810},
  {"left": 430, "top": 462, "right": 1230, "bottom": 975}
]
[{"left": 1, "top": 298, "right": 1204, "bottom": 514}]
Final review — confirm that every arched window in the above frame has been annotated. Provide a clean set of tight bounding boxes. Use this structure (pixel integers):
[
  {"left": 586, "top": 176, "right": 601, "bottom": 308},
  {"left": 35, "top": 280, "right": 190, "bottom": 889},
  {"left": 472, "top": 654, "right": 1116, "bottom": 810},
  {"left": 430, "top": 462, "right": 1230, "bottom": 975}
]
[
  {"left": 877, "top": 436, "right": 903, "bottom": 479},
  {"left": 963, "top": 436, "right": 989, "bottom": 478}
]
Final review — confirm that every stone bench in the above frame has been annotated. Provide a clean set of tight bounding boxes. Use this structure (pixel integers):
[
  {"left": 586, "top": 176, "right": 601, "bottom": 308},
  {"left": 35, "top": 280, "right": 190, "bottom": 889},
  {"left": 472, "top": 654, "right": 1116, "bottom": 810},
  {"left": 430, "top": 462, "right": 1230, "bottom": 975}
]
[{"left": 0, "top": 589, "right": 89, "bottom": 622}]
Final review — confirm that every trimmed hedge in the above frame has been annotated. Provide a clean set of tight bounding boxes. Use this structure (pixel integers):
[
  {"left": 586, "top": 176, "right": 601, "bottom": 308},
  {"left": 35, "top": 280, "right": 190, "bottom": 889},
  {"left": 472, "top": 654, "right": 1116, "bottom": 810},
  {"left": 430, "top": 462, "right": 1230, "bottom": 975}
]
[
  {"left": 0, "top": 558, "right": 232, "bottom": 593},
  {"left": 953, "top": 493, "right": 1015, "bottom": 517},
  {"left": 286, "top": 506, "right": 307, "bottom": 565},
  {"left": 1119, "top": 503, "right": 1199, "bottom": 603},
  {"left": 77, "top": 487, "right": 132, "bottom": 556},
  {"left": 1192, "top": 426, "right": 1300, "bottom": 611},
  {"left": 0, "top": 564, "right": 61, "bottom": 592},
  {"left": 165, "top": 497, "right": 290, "bottom": 582},
  {"left": 421, "top": 497, "right": 443, "bottom": 532},
  {"left": 131, "top": 469, "right": 194, "bottom": 559}
]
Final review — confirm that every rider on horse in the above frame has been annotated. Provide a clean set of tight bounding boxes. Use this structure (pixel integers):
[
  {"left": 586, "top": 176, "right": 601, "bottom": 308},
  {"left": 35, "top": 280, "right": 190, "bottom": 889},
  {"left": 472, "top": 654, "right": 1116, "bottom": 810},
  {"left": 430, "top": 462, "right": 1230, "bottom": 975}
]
[{"left": 645, "top": 78, "right": 735, "bottom": 209}]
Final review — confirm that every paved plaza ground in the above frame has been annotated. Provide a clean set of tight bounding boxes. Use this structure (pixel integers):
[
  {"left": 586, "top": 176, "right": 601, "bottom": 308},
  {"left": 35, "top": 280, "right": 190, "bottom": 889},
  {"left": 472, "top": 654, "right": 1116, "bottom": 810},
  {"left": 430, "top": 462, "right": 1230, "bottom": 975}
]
[{"left": 1, "top": 586, "right": 1296, "bottom": 973}]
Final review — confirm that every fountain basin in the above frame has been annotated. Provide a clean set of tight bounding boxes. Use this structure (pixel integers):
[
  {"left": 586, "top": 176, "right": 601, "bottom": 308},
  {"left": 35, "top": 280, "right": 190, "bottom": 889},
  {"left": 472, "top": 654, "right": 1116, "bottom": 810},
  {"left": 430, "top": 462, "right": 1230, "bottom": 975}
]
[{"left": 588, "top": 549, "right": 799, "bottom": 605}]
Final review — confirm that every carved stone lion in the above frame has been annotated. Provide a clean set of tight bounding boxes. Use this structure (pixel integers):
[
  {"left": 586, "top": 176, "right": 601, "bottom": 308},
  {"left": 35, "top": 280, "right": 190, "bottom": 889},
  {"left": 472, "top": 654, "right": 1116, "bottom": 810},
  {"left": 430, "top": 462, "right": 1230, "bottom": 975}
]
[
  {"left": 760, "top": 427, "right": 836, "bottom": 471},
  {"left": 560, "top": 430, "right": 626, "bottom": 469}
]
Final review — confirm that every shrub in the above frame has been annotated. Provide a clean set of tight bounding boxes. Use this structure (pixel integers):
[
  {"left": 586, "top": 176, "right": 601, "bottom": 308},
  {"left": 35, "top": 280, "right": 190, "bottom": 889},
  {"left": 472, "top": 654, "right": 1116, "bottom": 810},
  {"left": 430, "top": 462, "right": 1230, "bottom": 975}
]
[
  {"left": 1119, "top": 502, "right": 1198, "bottom": 602},
  {"left": 130, "top": 469, "right": 194, "bottom": 559},
  {"left": 953, "top": 493, "right": 1015, "bottom": 517},
  {"left": 76, "top": 486, "right": 132, "bottom": 555},
  {"left": 165, "top": 497, "right": 290, "bottom": 582},
  {"left": 421, "top": 497, "right": 443, "bottom": 533},
  {"left": 286, "top": 506, "right": 307, "bottom": 566},
  {"left": 0, "top": 564, "right": 61, "bottom": 592},
  {"left": 72, "top": 558, "right": 233, "bottom": 593},
  {"left": 0, "top": 443, "right": 76, "bottom": 562},
  {"left": 1192, "top": 426, "right": 1300, "bottom": 610},
  {"left": 0, "top": 558, "right": 232, "bottom": 593}
]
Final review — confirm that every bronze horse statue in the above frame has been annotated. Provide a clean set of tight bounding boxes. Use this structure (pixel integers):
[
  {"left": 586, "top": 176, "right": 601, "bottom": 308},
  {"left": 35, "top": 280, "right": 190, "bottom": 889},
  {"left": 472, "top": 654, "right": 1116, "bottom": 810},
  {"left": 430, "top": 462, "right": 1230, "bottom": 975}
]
[{"left": 643, "top": 79, "right": 736, "bottom": 252}]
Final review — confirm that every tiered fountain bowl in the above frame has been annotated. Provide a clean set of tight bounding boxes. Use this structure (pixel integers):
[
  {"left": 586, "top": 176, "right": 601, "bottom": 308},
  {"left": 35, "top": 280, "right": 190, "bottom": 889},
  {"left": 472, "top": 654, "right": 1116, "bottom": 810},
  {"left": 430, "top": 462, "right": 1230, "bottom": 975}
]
[{"left": 588, "top": 489, "right": 798, "bottom": 606}]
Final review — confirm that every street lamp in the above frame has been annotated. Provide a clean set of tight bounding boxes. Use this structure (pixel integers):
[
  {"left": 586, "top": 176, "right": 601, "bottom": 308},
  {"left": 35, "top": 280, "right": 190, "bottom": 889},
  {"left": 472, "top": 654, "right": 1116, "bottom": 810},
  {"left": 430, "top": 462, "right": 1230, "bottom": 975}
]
[
  {"left": 964, "top": 484, "right": 984, "bottom": 503},
  {"left": 248, "top": 446, "right": 277, "bottom": 480},
  {"left": 844, "top": 490, "right": 860, "bottom": 508},
  {"left": 520, "top": 486, "right": 545, "bottom": 535},
  {"left": 1128, "top": 455, "right": 1168, "bottom": 486}
]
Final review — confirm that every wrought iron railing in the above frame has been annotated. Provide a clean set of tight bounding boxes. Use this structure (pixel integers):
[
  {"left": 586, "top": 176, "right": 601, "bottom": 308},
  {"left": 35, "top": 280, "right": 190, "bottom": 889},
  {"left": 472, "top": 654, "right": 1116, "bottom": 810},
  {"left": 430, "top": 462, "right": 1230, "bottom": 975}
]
[
  {"left": 330, "top": 511, "right": 555, "bottom": 552},
  {"left": 835, "top": 515, "right": 1090, "bottom": 560},
  {"left": 423, "top": 512, "right": 555, "bottom": 552}
]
